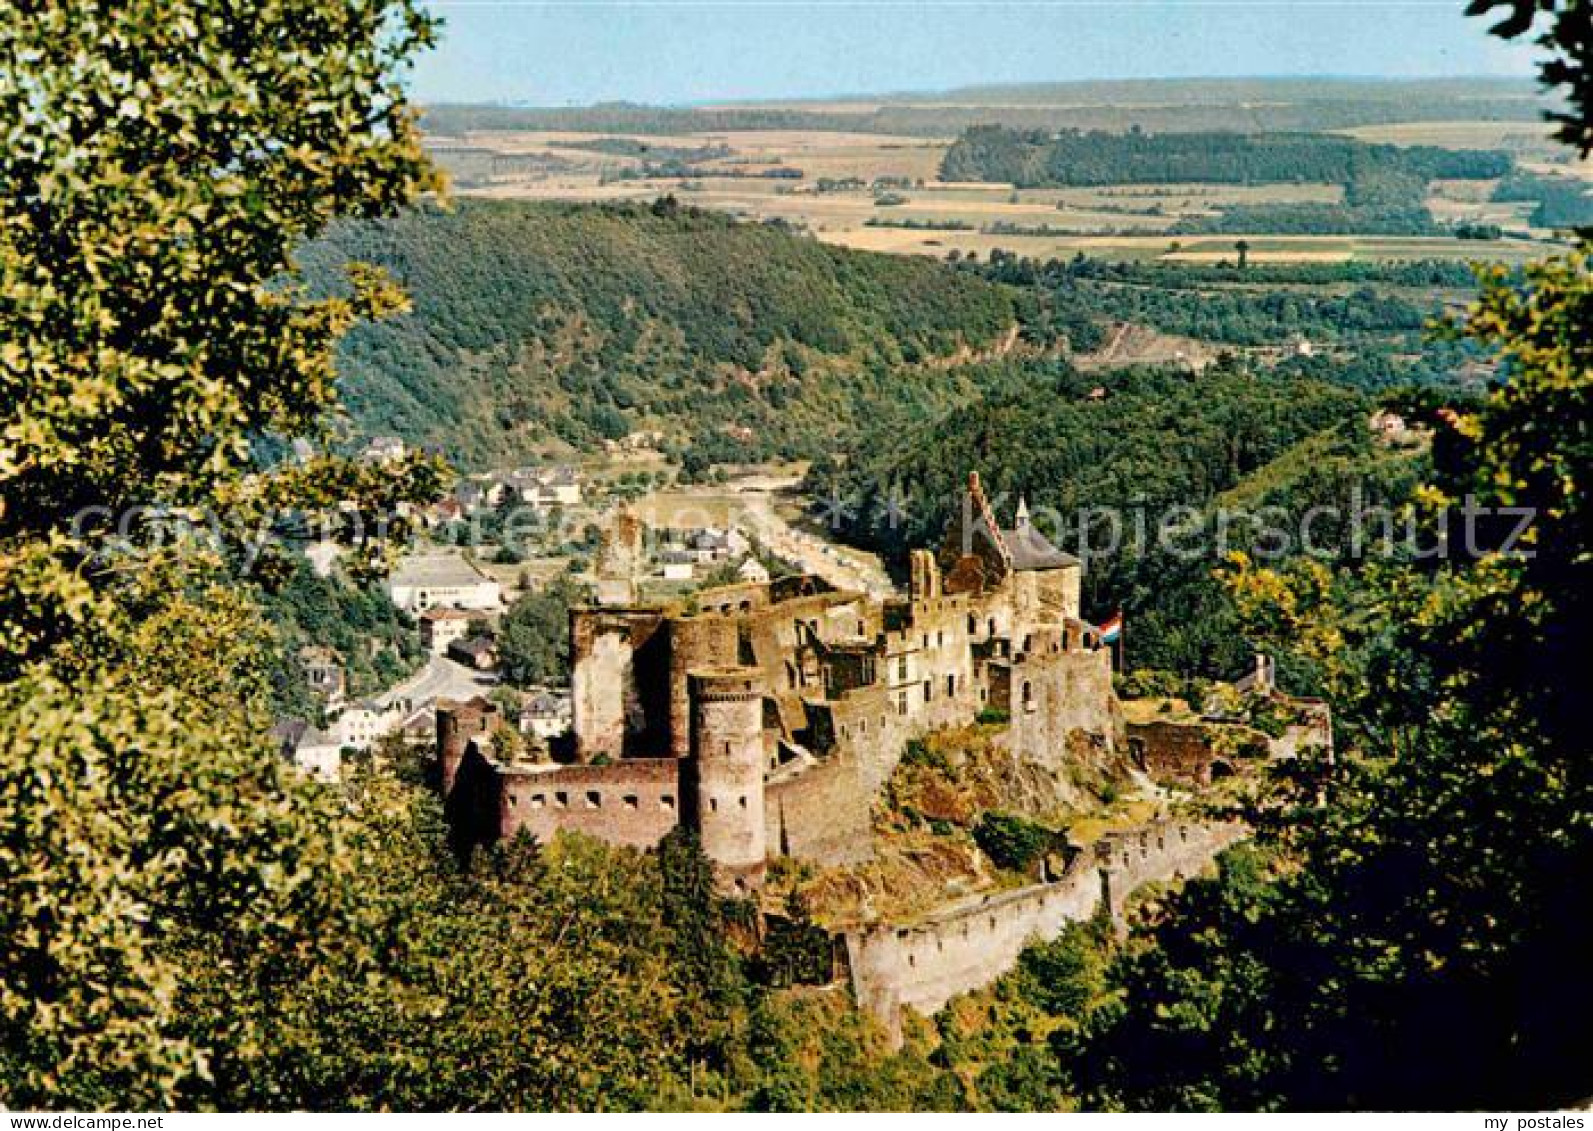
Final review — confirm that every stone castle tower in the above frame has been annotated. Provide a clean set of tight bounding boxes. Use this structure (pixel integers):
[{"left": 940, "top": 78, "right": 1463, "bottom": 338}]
[
  {"left": 437, "top": 696, "right": 498, "bottom": 796},
  {"left": 688, "top": 667, "right": 768, "bottom": 893}
]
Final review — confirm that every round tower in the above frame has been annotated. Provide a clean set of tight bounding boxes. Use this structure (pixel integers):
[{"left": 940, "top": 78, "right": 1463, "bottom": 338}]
[
  {"left": 688, "top": 667, "right": 768, "bottom": 892},
  {"left": 668, "top": 614, "right": 740, "bottom": 759}
]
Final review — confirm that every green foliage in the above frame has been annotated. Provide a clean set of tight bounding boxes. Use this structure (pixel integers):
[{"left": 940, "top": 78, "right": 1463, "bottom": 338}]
[
  {"left": 302, "top": 199, "right": 1023, "bottom": 468},
  {"left": 972, "top": 812, "right": 1055, "bottom": 873},
  {"left": 261, "top": 558, "right": 424, "bottom": 712},
  {"left": 0, "top": 0, "right": 445, "bottom": 1105},
  {"left": 1492, "top": 171, "right": 1593, "bottom": 229},
  {"left": 941, "top": 127, "right": 1509, "bottom": 235},
  {"left": 498, "top": 572, "right": 589, "bottom": 688}
]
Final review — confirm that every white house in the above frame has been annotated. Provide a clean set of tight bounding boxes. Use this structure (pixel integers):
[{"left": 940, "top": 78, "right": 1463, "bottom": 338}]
[
  {"left": 330, "top": 699, "right": 406, "bottom": 751},
  {"left": 419, "top": 607, "right": 475, "bottom": 656},
  {"left": 736, "top": 557, "right": 771, "bottom": 584},
  {"left": 387, "top": 553, "right": 503, "bottom": 614}
]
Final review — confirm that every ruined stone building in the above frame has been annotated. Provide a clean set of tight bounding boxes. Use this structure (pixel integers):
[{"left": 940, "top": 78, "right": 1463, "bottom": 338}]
[{"left": 439, "top": 473, "right": 1122, "bottom": 891}]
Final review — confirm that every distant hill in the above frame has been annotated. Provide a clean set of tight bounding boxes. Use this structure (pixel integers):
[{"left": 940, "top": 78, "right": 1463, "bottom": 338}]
[
  {"left": 302, "top": 199, "right": 1025, "bottom": 469},
  {"left": 422, "top": 77, "right": 1552, "bottom": 139}
]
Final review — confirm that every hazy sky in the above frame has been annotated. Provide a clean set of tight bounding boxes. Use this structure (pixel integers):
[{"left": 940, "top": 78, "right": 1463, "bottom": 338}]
[{"left": 409, "top": 1, "right": 1539, "bottom": 106}]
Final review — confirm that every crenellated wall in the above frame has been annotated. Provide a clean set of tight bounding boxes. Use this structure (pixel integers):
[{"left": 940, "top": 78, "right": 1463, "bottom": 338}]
[
  {"left": 845, "top": 818, "right": 1244, "bottom": 1044},
  {"left": 1096, "top": 818, "right": 1246, "bottom": 923},
  {"left": 496, "top": 758, "right": 682, "bottom": 849}
]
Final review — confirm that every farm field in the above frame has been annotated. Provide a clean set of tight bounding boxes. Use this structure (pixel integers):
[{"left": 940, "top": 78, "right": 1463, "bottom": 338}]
[{"left": 426, "top": 99, "right": 1587, "bottom": 264}]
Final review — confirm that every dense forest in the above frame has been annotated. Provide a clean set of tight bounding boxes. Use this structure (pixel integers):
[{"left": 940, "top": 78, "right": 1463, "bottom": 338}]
[
  {"left": 302, "top": 199, "right": 1024, "bottom": 469},
  {"left": 804, "top": 357, "right": 1424, "bottom": 678},
  {"left": 941, "top": 128, "right": 1521, "bottom": 234},
  {"left": 940, "top": 127, "right": 1510, "bottom": 188}
]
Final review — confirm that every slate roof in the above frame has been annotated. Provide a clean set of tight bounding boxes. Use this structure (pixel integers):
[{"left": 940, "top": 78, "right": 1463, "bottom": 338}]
[{"left": 1001, "top": 524, "right": 1080, "bottom": 571}]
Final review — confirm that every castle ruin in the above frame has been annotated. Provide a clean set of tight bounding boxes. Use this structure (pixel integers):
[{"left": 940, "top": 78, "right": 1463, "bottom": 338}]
[{"left": 440, "top": 473, "right": 1123, "bottom": 891}]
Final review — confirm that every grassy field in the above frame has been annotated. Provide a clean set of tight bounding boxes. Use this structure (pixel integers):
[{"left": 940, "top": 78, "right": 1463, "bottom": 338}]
[{"left": 428, "top": 111, "right": 1581, "bottom": 265}]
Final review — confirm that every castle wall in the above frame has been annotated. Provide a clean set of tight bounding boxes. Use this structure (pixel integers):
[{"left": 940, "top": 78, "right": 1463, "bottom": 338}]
[
  {"left": 667, "top": 616, "right": 741, "bottom": 759},
  {"left": 845, "top": 818, "right": 1245, "bottom": 1044},
  {"left": 689, "top": 668, "right": 769, "bottom": 891},
  {"left": 1128, "top": 719, "right": 1229, "bottom": 787},
  {"left": 845, "top": 863, "right": 1101, "bottom": 1032},
  {"left": 765, "top": 757, "right": 874, "bottom": 866},
  {"left": 1096, "top": 819, "right": 1247, "bottom": 923},
  {"left": 1005, "top": 640, "right": 1119, "bottom": 769},
  {"left": 497, "top": 759, "right": 682, "bottom": 849},
  {"left": 570, "top": 609, "right": 668, "bottom": 761}
]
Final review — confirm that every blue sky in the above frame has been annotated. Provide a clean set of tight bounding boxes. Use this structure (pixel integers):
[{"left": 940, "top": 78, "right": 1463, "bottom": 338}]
[{"left": 409, "top": 2, "right": 1538, "bottom": 106}]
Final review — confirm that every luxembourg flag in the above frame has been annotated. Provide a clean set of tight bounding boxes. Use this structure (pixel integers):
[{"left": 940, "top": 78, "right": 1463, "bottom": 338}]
[{"left": 1099, "top": 611, "right": 1124, "bottom": 644}]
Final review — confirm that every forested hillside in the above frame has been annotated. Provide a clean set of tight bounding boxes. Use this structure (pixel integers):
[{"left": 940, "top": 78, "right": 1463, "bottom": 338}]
[
  {"left": 941, "top": 128, "right": 1512, "bottom": 234},
  {"left": 807, "top": 359, "right": 1422, "bottom": 677},
  {"left": 303, "top": 199, "right": 1025, "bottom": 468}
]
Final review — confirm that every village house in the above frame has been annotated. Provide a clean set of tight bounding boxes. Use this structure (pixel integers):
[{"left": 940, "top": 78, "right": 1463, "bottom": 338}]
[
  {"left": 360, "top": 435, "right": 407, "bottom": 464},
  {"left": 298, "top": 645, "right": 345, "bottom": 706},
  {"left": 520, "top": 689, "right": 573, "bottom": 740},
  {"left": 420, "top": 607, "right": 475, "bottom": 656},
  {"left": 448, "top": 635, "right": 500, "bottom": 672},
  {"left": 736, "top": 557, "right": 771, "bottom": 585},
  {"left": 387, "top": 553, "right": 503, "bottom": 615},
  {"left": 272, "top": 720, "right": 344, "bottom": 784}
]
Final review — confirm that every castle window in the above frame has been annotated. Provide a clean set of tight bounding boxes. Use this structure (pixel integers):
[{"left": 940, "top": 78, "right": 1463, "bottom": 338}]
[
  {"left": 988, "top": 618, "right": 996, "bottom": 637},
  {"left": 709, "top": 797, "right": 719, "bottom": 812},
  {"left": 623, "top": 795, "right": 639, "bottom": 810},
  {"left": 1022, "top": 681, "right": 1034, "bottom": 712},
  {"left": 585, "top": 791, "right": 601, "bottom": 809},
  {"left": 554, "top": 791, "right": 568, "bottom": 809},
  {"left": 738, "top": 795, "right": 748, "bottom": 809},
  {"left": 947, "top": 675, "right": 956, "bottom": 698},
  {"left": 661, "top": 794, "right": 676, "bottom": 812},
  {"left": 506, "top": 793, "right": 517, "bottom": 808},
  {"left": 896, "top": 657, "right": 908, "bottom": 681},
  {"left": 967, "top": 614, "right": 977, "bottom": 634},
  {"left": 907, "top": 953, "right": 917, "bottom": 968},
  {"left": 923, "top": 681, "right": 931, "bottom": 703},
  {"left": 530, "top": 794, "right": 546, "bottom": 809},
  {"left": 937, "top": 631, "right": 944, "bottom": 647}
]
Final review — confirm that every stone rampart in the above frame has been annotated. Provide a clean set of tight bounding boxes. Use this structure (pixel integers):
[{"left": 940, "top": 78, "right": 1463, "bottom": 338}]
[{"left": 844, "top": 818, "right": 1244, "bottom": 1043}]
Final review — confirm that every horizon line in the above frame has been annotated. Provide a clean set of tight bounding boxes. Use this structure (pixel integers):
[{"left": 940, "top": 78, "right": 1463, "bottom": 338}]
[{"left": 418, "top": 73, "right": 1546, "bottom": 111}]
